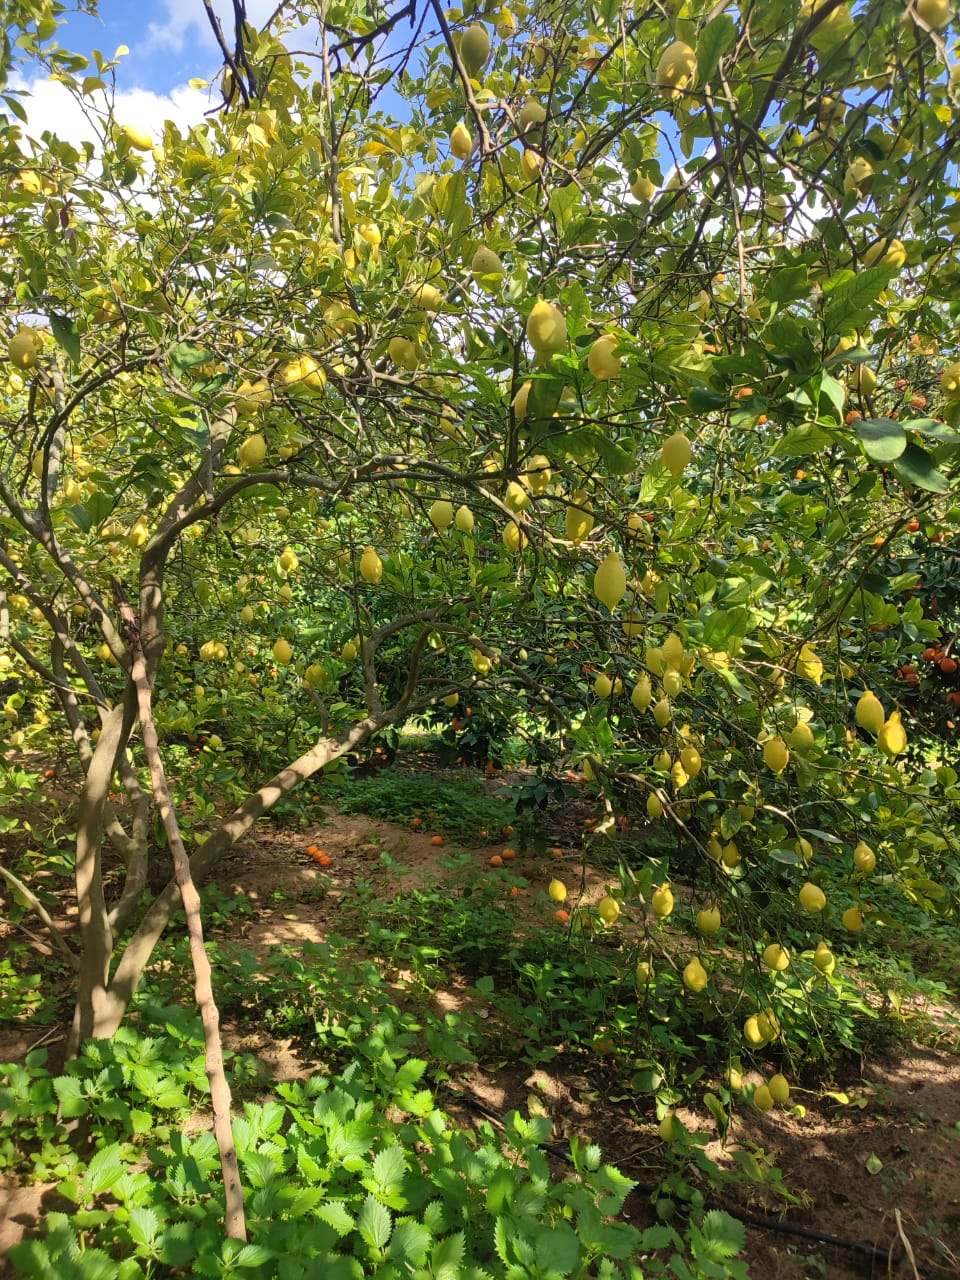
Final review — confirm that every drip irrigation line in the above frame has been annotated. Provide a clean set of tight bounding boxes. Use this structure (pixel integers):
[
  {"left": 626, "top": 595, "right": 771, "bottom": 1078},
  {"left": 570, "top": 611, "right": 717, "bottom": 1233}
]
[{"left": 441, "top": 1086, "right": 946, "bottom": 1279}]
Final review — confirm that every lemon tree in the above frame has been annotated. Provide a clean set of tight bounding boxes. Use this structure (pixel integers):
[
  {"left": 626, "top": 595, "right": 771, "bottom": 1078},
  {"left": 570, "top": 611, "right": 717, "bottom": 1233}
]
[{"left": 0, "top": 0, "right": 958, "bottom": 1089}]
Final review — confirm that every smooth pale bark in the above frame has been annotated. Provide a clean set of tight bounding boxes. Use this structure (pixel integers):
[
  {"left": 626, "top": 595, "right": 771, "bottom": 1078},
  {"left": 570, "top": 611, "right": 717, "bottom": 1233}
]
[{"left": 120, "top": 586, "right": 246, "bottom": 1241}]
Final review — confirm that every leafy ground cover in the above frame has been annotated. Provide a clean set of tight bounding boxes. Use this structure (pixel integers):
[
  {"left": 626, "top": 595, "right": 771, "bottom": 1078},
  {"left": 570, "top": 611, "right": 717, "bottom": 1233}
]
[{"left": 3, "top": 754, "right": 959, "bottom": 1279}]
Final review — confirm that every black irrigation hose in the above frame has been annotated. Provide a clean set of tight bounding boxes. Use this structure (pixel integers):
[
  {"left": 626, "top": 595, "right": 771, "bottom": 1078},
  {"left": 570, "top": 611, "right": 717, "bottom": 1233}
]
[{"left": 441, "top": 1087, "right": 946, "bottom": 1279}]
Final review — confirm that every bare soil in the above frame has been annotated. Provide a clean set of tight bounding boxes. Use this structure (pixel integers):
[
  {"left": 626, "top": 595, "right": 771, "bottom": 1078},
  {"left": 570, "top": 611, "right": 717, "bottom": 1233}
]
[{"left": 2, "top": 784, "right": 959, "bottom": 1278}]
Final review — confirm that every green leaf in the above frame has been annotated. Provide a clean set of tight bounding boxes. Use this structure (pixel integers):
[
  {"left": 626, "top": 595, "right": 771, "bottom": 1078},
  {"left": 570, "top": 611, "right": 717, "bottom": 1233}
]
[
  {"left": 48, "top": 312, "right": 81, "bottom": 365},
  {"left": 686, "top": 385, "right": 727, "bottom": 412},
  {"left": 316, "top": 1200, "right": 355, "bottom": 1236},
  {"left": 167, "top": 342, "right": 214, "bottom": 374},
  {"left": 526, "top": 374, "right": 564, "bottom": 424},
  {"left": 892, "top": 443, "right": 951, "bottom": 494},
  {"left": 822, "top": 266, "right": 890, "bottom": 335},
  {"left": 701, "top": 607, "right": 749, "bottom": 648},
  {"left": 535, "top": 1222, "right": 581, "bottom": 1271},
  {"left": 358, "top": 1192, "right": 392, "bottom": 1252},
  {"left": 52, "top": 1075, "right": 88, "bottom": 1117},
  {"left": 390, "top": 1218, "right": 432, "bottom": 1265},
  {"left": 771, "top": 423, "right": 838, "bottom": 457},
  {"left": 699, "top": 1209, "right": 746, "bottom": 1258},
  {"left": 128, "top": 1206, "right": 160, "bottom": 1248},
  {"left": 855, "top": 417, "right": 906, "bottom": 462},
  {"left": 84, "top": 1143, "right": 127, "bottom": 1196},
  {"left": 366, "top": 1144, "right": 407, "bottom": 1206},
  {"left": 720, "top": 808, "right": 742, "bottom": 839},
  {"left": 431, "top": 1231, "right": 466, "bottom": 1280},
  {"left": 393, "top": 1057, "right": 427, "bottom": 1092},
  {"left": 905, "top": 417, "right": 960, "bottom": 444},
  {"left": 697, "top": 14, "right": 738, "bottom": 84},
  {"left": 762, "top": 265, "right": 809, "bottom": 305}
]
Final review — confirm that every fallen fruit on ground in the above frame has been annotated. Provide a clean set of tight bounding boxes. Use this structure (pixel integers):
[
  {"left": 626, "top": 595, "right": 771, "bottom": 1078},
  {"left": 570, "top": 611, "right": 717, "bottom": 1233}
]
[{"left": 768, "top": 1073, "right": 790, "bottom": 1105}]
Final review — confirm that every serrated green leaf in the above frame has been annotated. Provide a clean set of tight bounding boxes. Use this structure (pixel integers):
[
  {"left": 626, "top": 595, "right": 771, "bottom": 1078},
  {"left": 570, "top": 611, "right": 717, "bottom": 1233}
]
[
  {"left": 700, "top": 1208, "right": 746, "bottom": 1257},
  {"left": 431, "top": 1230, "right": 466, "bottom": 1279},
  {"left": 358, "top": 1192, "right": 392, "bottom": 1252},
  {"left": 52, "top": 1075, "right": 87, "bottom": 1117},
  {"left": 535, "top": 1222, "right": 581, "bottom": 1271},
  {"left": 367, "top": 1143, "right": 407, "bottom": 1203},
  {"left": 128, "top": 1206, "right": 160, "bottom": 1248},
  {"left": 390, "top": 1218, "right": 432, "bottom": 1265},
  {"left": 84, "top": 1143, "right": 127, "bottom": 1196},
  {"left": 316, "top": 1200, "right": 355, "bottom": 1235}
]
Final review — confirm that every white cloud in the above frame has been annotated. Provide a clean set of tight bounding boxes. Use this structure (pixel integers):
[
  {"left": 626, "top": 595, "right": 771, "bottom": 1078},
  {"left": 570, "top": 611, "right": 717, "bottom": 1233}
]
[
  {"left": 144, "top": 0, "right": 278, "bottom": 56},
  {"left": 10, "top": 72, "right": 212, "bottom": 151}
]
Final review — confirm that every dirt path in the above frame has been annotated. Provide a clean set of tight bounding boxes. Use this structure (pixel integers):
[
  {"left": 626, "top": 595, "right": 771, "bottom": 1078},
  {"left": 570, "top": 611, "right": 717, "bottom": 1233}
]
[{"left": 209, "top": 807, "right": 960, "bottom": 1279}]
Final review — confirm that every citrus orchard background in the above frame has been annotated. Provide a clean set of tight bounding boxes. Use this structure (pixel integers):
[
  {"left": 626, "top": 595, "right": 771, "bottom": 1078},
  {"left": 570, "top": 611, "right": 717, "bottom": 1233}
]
[{"left": 2, "top": 0, "right": 960, "bottom": 1274}]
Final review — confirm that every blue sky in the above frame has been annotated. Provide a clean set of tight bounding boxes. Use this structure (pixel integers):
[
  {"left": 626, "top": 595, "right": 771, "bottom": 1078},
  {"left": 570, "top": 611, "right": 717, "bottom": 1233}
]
[
  {"left": 12, "top": 1, "right": 287, "bottom": 148},
  {"left": 57, "top": 0, "right": 278, "bottom": 94}
]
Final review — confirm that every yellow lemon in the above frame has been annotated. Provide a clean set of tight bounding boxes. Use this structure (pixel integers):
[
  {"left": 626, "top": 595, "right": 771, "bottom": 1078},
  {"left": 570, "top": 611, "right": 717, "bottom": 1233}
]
[
  {"left": 359, "top": 547, "right": 382, "bottom": 584},
  {"left": 651, "top": 884, "right": 674, "bottom": 918},
  {"left": 799, "top": 882, "right": 826, "bottom": 913},
  {"left": 813, "top": 941, "right": 836, "bottom": 974},
  {"left": 842, "top": 905, "right": 865, "bottom": 933},
  {"left": 632, "top": 675, "right": 653, "bottom": 711},
  {"left": 455, "top": 504, "right": 474, "bottom": 534},
  {"left": 768, "top": 1073, "right": 790, "bottom": 1105},
  {"left": 238, "top": 434, "right": 268, "bottom": 469},
  {"left": 661, "top": 431, "right": 692, "bottom": 477},
  {"left": 683, "top": 957, "right": 708, "bottom": 992},
  {"left": 389, "top": 336, "right": 419, "bottom": 370},
  {"left": 8, "top": 327, "right": 42, "bottom": 369},
  {"left": 429, "top": 499, "right": 454, "bottom": 531},
  {"left": 597, "top": 896, "right": 620, "bottom": 924},
  {"left": 565, "top": 492, "right": 594, "bottom": 544},
  {"left": 450, "top": 122, "right": 473, "bottom": 160},
  {"left": 754, "top": 1084, "right": 774, "bottom": 1112},
  {"left": 655, "top": 41, "right": 697, "bottom": 97},
  {"left": 856, "top": 690, "right": 885, "bottom": 734},
  {"left": 696, "top": 906, "right": 721, "bottom": 935},
  {"left": 587, "top": 334, "right": 621, "bottom": 381},
  {"left": 526, "top": 298, "right": 567, "bottom": 358},
  {"left": 594, "top": 551, "right": 627, "bottom": 611},
  {"left": 878, "top": 711, "right": 907, "bottom": 758},
  {"left": 853, "top": 841, "right": 876, "bottom": 873},
  {"left": 460, "top": 21, "right": 490, "bottom": 75},
  {"left": 763, "top": 736, "right": 790, "bottom": 775}
]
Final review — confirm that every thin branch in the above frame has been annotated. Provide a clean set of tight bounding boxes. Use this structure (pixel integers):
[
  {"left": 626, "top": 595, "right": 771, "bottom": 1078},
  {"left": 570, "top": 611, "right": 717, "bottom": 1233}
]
[{"left": 0, "top": 867, "right": 80, "bottom": 970}]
